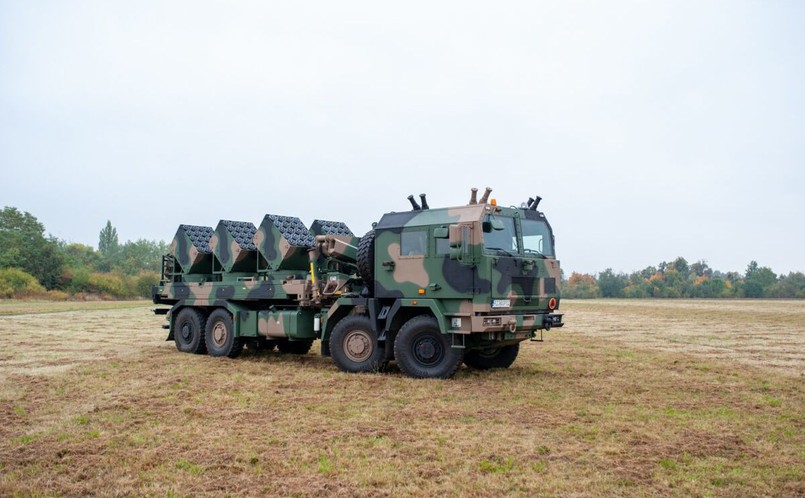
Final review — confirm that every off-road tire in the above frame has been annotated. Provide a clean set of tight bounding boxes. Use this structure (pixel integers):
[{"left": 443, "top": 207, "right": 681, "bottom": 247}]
[
  {"left": 205, "top": 309, "right": 243, "bottom": 358},
  {"left": 330, "top": 315, "right": 386, "bottom": 373},
  {"left": 174, "top": 307, "right": 207, "bottom": 354},
  {"left": 394, "top": 315, "right": 463, "bottom": 379},
  {"left": 356, "top": 230, "right": 375, "bottom": 285},
  {"left": 277, "top": 339, "right": 314, "bottom": 355},
  {"left": 464, "top": 344, "right": 520, "bottom": 370}
]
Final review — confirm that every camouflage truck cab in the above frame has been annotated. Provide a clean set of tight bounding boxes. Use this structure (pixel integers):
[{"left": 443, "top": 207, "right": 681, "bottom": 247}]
[{"left": 153, "top": 188, "right": 563, "bottom": 379}]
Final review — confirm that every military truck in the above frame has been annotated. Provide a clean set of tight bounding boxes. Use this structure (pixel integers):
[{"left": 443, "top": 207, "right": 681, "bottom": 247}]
[{"left": 152, "top": 187, "right": 563, "bottom": 379}]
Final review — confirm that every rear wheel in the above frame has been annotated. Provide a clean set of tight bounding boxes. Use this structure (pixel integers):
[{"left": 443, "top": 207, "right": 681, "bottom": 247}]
[
  {"left": 174, "top": 308, "right": 207, "bottom": 354},
  {"left": 277, "top": 339, "right": 313, "bottom": 355},
  {"left": 205, "top": 309, "right": 243, "bottom": 358},
  {"left": 394, "top": 316, "right": 463, "bottom": 379},
  {"left": 464, "top": 344, "right": 520, "bottom": 370},
  {"left": 330, "top": 315, "right": 386, "bottom": 373}
]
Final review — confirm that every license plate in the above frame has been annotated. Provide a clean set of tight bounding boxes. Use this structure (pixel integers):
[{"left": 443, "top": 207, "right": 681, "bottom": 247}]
[{"left": 491, "top": 299, "right": 511, "bottom": 308}]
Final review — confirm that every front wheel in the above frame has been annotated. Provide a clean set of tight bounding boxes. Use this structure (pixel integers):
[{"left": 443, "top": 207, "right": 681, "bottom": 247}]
[
  {"left": 464, "top": 344, "right": 520, "bottom": 370},
  {"left": 205, "top": 309, "right": 243, "bottom": 358},
  {"left": 394, "top": 316, "right": 463, "bottom": 379},
  {"left": 330, "top": 315, "right": 386, "bottom": 373}
]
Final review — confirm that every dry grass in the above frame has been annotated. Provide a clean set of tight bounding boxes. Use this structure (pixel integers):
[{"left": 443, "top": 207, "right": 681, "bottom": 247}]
[
  {"left": 0, "top": 299, "right": 803, "bottom": 496},
  {"left": 568, "top": 299, "right": 805, "bottom": 376},
  {"left": 0, "top": 299, "right": 147, "bottom": 317}
]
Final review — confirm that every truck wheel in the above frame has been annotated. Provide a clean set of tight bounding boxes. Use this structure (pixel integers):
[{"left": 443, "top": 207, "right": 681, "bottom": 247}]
[
  {"left": 356, "top": 230, "right": 375, "bottom": 284},
  {"left": 330, "top": 315, "right": 386, "bottom": 373},
  {"left": 394, "top": 316, "right": 463, "bottom": 379},
  {"left": 277, "top": 340, "right": 313, "bottom": 355},
  {"left": 174, "top": 308, "right": 207, "bottom": 354},
  {"left": 205, "top": 309, "right": 243, "bottom": 358},
  {"left": 464, "top": 344, "right": 520, "bottom": 370}
]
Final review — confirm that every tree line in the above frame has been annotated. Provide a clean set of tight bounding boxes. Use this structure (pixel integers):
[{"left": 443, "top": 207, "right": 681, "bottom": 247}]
[
  {"left": 1, "top": 206, "right": 803, "bottom": 300},
  {"left": 562, "top": 257, "right": 805, "bottom": 299},
  {"left": 0, "top": 207, "right": 166, "bottom": 299}
]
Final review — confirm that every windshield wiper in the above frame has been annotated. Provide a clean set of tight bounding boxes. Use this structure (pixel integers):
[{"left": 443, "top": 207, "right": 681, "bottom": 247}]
[
  {"left": 523, "top": 248, "right": 547, "bottom": 258},
  {"left": 487, "top": 247, "right": 514, "bottom": 257}
]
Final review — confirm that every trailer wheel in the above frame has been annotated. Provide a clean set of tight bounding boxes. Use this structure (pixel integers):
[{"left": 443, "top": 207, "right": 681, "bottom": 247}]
[
  {"left": 277, "top": 340, "right": 313, "bottom": 355},
  {"left": 330, "top": 315, "right": 386, "bottom": 373},
  {"left": 174, "top": 308, "right": 207, "bottom": 354},
  {"left": 205, "top": 309, "right": 243, "bottom": 358},
  {"left": 394, "top": 316, "right": 463, "bottom": 379},
  {"left": 464, "top": 344, "right": 520, "bottom": 370}
]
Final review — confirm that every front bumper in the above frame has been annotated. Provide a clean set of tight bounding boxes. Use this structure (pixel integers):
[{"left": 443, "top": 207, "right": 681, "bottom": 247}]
[{"left": 449, "top": 312, "right": 564, "bottom": 334}]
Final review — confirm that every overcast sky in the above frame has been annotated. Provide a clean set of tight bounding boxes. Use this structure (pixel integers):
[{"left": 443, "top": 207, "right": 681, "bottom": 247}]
[{"left": 1, "top": 1, "right": 803, "bottom": 276}]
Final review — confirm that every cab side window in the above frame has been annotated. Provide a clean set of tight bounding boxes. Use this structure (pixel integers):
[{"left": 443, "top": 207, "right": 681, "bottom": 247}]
[
  {"left": 401, "top": 231, "right": 427, "bottom": 256},
  {"left": 435, "top": 238, "right": 450, "bottom": 255}
]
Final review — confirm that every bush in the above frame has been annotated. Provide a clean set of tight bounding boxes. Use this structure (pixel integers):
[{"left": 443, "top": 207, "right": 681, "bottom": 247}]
[
  {"left": 0, "top": 268, "right": 46, "bottom": 298},
  {"left": 134, "top": 271, "right": 160, "bottom": 298},
  {"left": 46, "top": 290, "right": 71, "bottom": 301},
  {"left": 86, "top": 272, "right": 130, "bottom": 298}
]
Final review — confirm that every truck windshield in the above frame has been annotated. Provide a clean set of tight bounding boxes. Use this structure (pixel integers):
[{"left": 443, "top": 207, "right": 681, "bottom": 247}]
[
  {"left": 483, "top": 217, "right": 518, "bottom": 255},
  {"left": 521, "top": 219, "right": 555, "bottom": 257}
]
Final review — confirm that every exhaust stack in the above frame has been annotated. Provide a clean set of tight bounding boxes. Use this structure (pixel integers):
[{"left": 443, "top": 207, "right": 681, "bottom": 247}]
[
  {"left": 478, "top": 187, "right": 492, "bottom": 204},
  {"left": 419, "top": 193, "right": 430, "bottom": 210},
  {"left": 407, "top": 194, "right": 421, "bottom": 211},
  {"left": 469, "top": 188, "right": 478, "bottom": 205},
  {"left": 529, "top": 196, "right": 542, "bottom": 211}
]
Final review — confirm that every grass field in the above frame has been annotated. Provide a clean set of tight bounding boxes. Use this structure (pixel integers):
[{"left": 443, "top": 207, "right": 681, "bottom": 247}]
[{"left": 1, "top": 299, "right": 803, "bottom": 496}]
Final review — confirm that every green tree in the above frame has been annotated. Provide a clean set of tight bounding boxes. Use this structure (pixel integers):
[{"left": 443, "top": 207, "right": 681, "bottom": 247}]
[
  {"left": 671, "top": 257, "right": 690, "bottom": 278},
  {"left": 767, "top": 272, "right": 805, "bottom": 298},
  {"left": 98, "top": 221, "right": 120, "bottom": 271},
  {"left": 598, "top": 268, "right": 628, "bottom": 298},
  {"left": 690, "top": 260, "right": 712, "bottom": 277},
  {"left": 115, "top": 239, "right": 169, "bottom": 275},
  {"left": 562, "top": 272, "right": 601, "bottom": 299},
  {"left": 0, "top": 207, "right": 64, "bottom": 289},
  {"left": 60, "top": 242, "right": 103, "bottom": 271},
  {"left": 744, "top": 261, "right": 776, "bottom": 298}
]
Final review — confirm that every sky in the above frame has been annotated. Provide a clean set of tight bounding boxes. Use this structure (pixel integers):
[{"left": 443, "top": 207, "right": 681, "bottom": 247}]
[{"left": 1, "top": 1, "right": 803, "bottom": 276}]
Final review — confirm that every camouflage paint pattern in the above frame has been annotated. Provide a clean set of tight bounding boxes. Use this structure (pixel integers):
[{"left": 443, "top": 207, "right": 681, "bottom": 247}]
[
  {"left": 255, "top": 214, "right": 314, "bottom": 271},
  {"left": 209, "top": 220, "right": 259, "bottom": 273},
  {"left": 371, "top": 202, "right": 561, "bottom": 337},
  {"left": 169, "top": 225, "right": 214, "bottom": 274},
  {"left": 257, "top": 309, "right": 316, "bottom": 339}
]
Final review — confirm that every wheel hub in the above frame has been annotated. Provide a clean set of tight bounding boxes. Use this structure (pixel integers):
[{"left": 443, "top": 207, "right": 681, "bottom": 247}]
[
  {"left": 212, "top": 322, "right": 227, "bottom": 347},
  {"left": 413, "top": 336, "right": 443, "bottom": 365},
  {"left": 344, "top": 330, "right": 372, "bottom": 362},
  {"left": 181, "top": 323, "right": 192, "bottom": 341}
]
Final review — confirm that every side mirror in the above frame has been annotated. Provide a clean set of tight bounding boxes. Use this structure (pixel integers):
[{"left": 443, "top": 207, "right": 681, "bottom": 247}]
[
  {"left": 482, "top": 218, "right": 505, "bottom": 232},
  {"left": 433, "top": 226, "right": 449, "bottom": 238}
]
